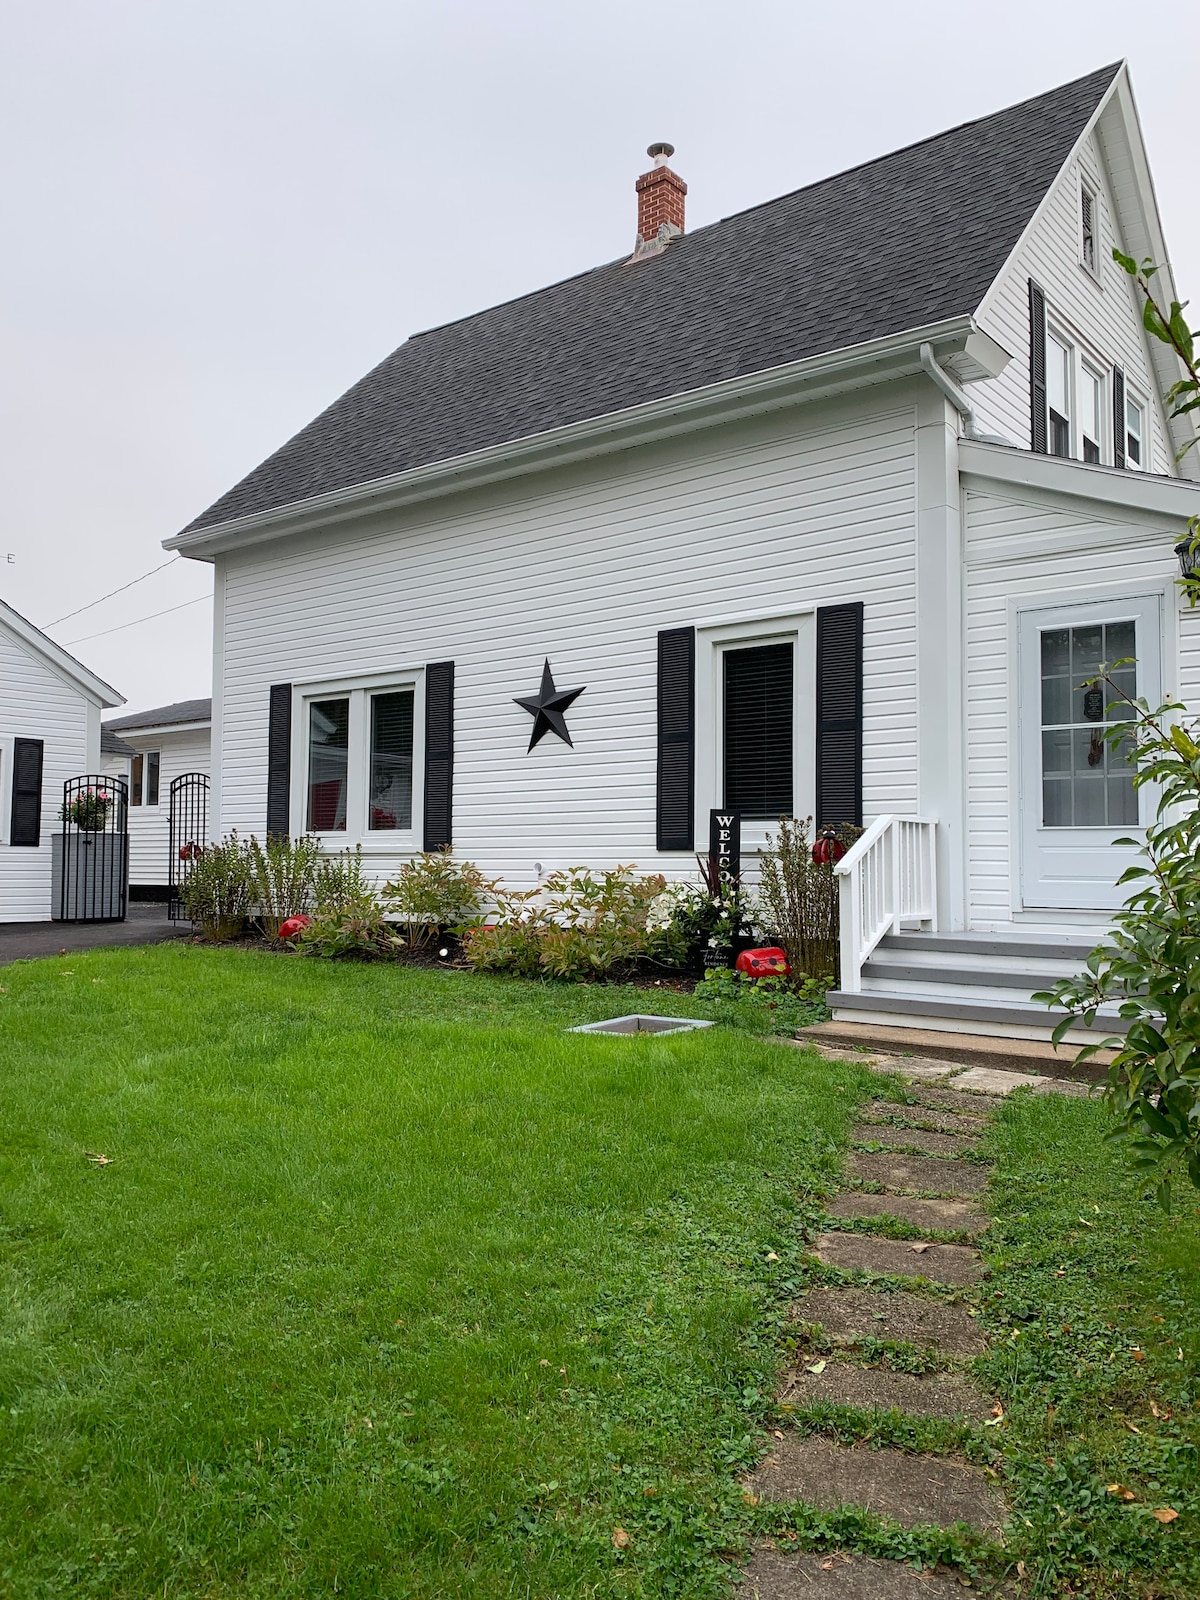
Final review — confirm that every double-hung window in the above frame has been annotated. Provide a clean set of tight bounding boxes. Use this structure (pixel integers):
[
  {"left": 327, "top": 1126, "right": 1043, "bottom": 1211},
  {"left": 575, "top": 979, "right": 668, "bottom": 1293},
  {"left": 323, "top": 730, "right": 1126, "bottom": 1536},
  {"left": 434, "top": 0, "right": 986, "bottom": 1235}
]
[
  {"left": 302, "top": 679, "right": 417, "bottom": 840},
  {"left": 1125, "top": 394, "right": 1145, "bottom": 468},
  {"left": 1080, "top": 364, "right": 1103, "bottom": 464},
  {"left": 722, "top": 642, "right": 794, "bottom": 819},
  {"left": 129, "top": 750, "right": 160, "bottom": 806},
  {"left": 1046, "top": 333, "right": 1072, "bottom": 458}
]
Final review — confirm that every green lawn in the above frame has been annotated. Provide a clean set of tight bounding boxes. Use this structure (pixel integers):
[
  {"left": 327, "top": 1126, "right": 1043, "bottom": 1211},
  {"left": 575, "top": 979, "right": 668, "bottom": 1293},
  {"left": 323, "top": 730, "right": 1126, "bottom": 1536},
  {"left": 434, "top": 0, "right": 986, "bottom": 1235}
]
[
  {"left": 3, "top": 946, "right": 1198, "bottom": 1598},
  {"left": 0, "top": 945, "right": 866, "bottom": 1598}
]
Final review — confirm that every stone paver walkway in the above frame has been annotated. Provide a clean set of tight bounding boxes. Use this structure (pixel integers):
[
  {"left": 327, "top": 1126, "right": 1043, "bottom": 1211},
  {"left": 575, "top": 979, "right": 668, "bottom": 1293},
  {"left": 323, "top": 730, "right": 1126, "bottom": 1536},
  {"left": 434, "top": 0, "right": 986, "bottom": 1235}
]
[{"left": 739, "top": 1048, "right": 1094, "bottom": 1595}]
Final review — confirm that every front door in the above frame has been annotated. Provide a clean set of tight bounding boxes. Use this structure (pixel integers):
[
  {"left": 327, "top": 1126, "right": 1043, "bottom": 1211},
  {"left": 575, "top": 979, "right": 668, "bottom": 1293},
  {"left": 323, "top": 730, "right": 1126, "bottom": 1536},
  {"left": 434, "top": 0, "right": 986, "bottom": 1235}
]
[{"left": 1018, "top": 595, "right": 1161, "bottom": 912}]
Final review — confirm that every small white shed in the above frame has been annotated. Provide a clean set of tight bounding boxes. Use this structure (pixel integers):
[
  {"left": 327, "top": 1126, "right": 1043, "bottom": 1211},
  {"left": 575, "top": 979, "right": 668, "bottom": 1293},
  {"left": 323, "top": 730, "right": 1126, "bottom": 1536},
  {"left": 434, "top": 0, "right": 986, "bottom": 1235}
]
[
  {"left": 0, "top": 598, "right": 124, "bottom": 922},
  {"left": 100, "top": 699, "right": 211, "bottom": 899}
]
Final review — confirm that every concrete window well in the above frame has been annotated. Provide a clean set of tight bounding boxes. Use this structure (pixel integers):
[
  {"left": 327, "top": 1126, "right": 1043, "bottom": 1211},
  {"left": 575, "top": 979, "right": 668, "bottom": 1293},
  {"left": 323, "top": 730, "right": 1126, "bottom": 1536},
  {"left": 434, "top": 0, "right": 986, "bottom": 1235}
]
[{"left": 569, "top": 1015, "right": 716, "bottom": 1035}]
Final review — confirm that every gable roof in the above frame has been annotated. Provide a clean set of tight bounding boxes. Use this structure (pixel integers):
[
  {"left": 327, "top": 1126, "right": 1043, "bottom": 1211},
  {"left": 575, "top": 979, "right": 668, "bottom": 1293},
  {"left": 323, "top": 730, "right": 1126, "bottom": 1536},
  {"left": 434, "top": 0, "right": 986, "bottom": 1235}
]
[
  {"left": 104, "top": 697, "right": 212, "bottom": 733},
  {"left": 181, "top": 63, "right": 1120, "bottom": 539},
  {"left": 0, "top": 596, "right": 124, "bottom": 708},
  {"left": 101, "top": 725, "right": 136, "bottom": 759}
]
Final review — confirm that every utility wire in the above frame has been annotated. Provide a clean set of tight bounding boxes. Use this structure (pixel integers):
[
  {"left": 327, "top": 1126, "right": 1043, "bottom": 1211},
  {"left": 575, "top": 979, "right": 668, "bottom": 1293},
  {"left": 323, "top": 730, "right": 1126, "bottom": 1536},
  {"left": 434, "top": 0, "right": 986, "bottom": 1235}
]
[
  {"left": 44, "top": 557, "right": 180, "bottom": 628},
  {"left": 64, "top": 593, "right": 211, "bottom": 646}
]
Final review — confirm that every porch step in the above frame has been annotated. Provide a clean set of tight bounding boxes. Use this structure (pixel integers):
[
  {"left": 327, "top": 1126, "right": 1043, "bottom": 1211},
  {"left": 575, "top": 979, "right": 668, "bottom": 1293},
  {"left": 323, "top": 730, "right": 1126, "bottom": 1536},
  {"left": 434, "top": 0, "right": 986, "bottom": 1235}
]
[
  {"left": 826, "top": 987, "right": 1132, "bottom": 1041},
  {"left": 878, "top": 930, "right": 1101, "bottom": 963},
  {"left": 861, "top": 961, "right": 1073, "bottom": 991}
]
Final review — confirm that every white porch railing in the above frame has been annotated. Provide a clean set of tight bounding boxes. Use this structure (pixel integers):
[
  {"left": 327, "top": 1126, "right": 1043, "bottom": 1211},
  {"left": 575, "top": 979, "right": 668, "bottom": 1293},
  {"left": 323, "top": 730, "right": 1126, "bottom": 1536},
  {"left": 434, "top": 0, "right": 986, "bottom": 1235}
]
[{"left": 834, "top": 816, "right": 938, "bottom": 992}]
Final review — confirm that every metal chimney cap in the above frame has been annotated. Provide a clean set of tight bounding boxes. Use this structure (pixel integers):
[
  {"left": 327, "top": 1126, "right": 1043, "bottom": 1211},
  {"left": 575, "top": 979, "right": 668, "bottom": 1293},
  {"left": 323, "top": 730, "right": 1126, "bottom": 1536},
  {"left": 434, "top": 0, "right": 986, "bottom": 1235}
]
[{"left": 647, "top": 141, "right": 675, "bottom": 165}]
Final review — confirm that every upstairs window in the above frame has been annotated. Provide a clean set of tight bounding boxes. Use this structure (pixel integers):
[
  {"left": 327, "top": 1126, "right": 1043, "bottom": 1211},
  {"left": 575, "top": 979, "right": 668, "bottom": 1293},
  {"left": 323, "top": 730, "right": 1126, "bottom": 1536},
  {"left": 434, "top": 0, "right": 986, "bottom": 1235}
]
[
  {"left": 1080, "top": 365, "right": 1103, "bottom": 463},
  {"left": 1125, "top": 394, "right": 1145, "bottom": 468},
  {"left": 1080, "top": 184, "right": 1098, "bottom": 275},
  {"left": 1046, "top": 332, "right": 1072, "bottom": 458}
]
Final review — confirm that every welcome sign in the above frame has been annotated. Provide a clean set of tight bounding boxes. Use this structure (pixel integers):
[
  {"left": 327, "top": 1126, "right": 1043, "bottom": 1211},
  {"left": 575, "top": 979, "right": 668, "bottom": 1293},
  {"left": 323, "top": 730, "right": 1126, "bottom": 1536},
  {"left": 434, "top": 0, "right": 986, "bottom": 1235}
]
[{"left": 708, "top": 810, "right": 741, "bottom": 889}]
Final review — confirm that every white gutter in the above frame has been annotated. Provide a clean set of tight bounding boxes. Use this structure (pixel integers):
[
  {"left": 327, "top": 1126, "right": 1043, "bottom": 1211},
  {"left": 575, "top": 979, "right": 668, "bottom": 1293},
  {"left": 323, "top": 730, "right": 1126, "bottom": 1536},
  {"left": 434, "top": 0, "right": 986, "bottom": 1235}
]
[
  {"left": 166, "top": 315, "right": 983, "bottom": 560},
  {"left": 919, "top": 342, "right": 975, "bottom": 437}
]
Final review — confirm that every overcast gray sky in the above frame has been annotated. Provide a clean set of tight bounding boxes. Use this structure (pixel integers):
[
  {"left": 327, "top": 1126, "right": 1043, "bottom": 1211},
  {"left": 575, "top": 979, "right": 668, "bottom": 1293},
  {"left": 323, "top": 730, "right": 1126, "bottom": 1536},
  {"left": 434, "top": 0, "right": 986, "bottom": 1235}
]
[{"left": 3, "top": 0, "right": 1197, "bottom": 715}]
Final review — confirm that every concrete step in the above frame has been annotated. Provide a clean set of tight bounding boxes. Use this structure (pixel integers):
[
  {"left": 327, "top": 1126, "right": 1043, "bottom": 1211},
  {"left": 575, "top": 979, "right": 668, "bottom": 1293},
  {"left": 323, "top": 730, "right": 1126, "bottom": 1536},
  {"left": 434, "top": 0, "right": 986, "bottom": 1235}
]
[
  {"left": 827, "top": 987, "right": 1132, "bottom": 1041},
  {"left": 799, "top": 1019, "right": 1113, "bottom": 1075},
  {"left": 812, "top": 1230, "right": 983, "bottom": 1287},
  {"left": 861, "top": 959, "right": 1076, "bottom": 991}
]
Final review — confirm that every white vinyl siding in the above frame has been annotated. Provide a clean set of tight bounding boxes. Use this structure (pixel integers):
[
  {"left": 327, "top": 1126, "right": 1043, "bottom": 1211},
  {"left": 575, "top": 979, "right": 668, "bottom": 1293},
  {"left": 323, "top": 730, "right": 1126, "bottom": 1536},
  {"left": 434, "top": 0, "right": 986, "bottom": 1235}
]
[
  {"left": 119, "top": 725, "right": 211, "bottom": 887},
  {"left": 0, "top": 625, "right": 98, "bottom": 921},
  {"left": 962, "top": 484, "right": 1199, "bottom": 928},
  {"left": 215, "top": 397, "right": 919, "bottom": 884},
  {"left": 971, "top": 128, "right": 1172, "bottom": 474}
]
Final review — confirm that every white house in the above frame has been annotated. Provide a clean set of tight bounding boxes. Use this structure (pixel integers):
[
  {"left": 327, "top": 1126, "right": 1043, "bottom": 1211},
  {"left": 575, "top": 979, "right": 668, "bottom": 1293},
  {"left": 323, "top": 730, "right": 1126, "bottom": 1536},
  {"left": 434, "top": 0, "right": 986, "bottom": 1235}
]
[
  {"left": 0, "top": 597, "right": 124, "bottom": 922},
  {"left": 100, "top": 699, "right": 212, "bottom": 900},
  {"left": 165, "top": 64, "right": 1199, "bottom": 1040}
]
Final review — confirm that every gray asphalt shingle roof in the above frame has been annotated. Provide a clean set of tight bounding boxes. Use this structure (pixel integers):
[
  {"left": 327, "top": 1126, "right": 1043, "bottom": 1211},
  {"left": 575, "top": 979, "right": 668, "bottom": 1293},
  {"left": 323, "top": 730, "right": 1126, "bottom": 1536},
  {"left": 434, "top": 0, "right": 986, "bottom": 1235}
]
[
  {"left": 183, "top": 65, "right": 1119, "bottom": 537},
  {"left": 104, "top": 697, "right": 212, "bottom": 732}
]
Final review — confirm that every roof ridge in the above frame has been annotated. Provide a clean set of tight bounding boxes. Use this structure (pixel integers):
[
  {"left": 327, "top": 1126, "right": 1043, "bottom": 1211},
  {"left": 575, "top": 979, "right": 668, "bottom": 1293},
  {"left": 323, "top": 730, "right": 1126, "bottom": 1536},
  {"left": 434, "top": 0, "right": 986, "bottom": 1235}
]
[{"left": 407, "top": 62, "right": 1123, "bottom": 343}]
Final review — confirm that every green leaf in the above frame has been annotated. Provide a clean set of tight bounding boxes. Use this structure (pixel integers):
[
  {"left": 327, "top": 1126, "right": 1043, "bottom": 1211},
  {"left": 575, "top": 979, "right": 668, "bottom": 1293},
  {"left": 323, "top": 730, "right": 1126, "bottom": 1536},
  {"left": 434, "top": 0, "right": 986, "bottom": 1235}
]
[
  {"left": 1112, "top": 248, "right": 1137, "bottom": 274},
  {"left": 1168, "top": 302, "right": 1195, "bottom": 365}
]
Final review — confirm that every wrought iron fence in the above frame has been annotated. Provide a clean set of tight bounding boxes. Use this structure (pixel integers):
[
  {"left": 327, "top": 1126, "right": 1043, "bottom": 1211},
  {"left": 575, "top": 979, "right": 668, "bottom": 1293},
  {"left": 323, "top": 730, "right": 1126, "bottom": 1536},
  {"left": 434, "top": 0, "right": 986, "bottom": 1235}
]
[
  {"left": 169, "top": 772, "right": 210, "bottom": 922},
  {"left": 54, "top": 775, "right": 129, "bottom": 922}
]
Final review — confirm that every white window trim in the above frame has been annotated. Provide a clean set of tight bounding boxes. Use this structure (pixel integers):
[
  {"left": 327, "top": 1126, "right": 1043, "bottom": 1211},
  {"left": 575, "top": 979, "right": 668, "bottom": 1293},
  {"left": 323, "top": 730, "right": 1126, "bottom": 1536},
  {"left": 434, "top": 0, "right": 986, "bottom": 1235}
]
[
  {"left": 288, "top": 666, "right": 425, "bottom": 852},
  {"left": 1079, "top": 357, "right": 1106, "bottom": 463},
  {"left": 694, "top": 609, "right": 816, "bottom": 856},
  {"left": 1044, "top": 309, "right": 1114, "bottom": 465},
  {"left": 1124, "top": 389, "right": 1147, "bottom": 471}
]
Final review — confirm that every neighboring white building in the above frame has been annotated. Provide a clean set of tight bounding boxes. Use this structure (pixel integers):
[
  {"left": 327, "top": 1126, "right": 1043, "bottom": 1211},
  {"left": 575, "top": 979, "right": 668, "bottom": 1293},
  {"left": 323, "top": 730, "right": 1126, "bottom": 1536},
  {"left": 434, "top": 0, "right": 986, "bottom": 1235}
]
[
  {"left": 0, "top": 597, "right": 124, "bottom": 922},
  {"left": 165, "top": 64, "right": 1200, "bottom": 1039},
  {"left": 101, "top": 699, "right": 211, "bottom": 899}
]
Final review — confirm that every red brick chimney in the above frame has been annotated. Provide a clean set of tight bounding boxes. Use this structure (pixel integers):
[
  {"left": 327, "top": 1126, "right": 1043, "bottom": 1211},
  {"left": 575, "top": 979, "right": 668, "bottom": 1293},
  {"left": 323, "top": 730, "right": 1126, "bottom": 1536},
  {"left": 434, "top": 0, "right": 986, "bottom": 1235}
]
[{"left": 634, "top": 142, "right": 686, "bottom": 255}]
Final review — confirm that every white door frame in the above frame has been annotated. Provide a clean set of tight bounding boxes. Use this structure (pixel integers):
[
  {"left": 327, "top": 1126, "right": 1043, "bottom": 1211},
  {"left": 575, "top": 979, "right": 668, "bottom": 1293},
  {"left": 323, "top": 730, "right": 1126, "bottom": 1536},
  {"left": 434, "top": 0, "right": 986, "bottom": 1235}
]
[{"left": 1015, "top": 587, "right": 1165, "bottom": 913}]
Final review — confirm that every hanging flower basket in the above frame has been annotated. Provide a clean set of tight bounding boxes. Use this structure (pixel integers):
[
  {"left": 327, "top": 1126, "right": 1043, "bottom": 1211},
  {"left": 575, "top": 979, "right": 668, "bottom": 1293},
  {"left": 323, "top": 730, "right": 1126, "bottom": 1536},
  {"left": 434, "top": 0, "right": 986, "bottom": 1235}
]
[{"left": 60, "top": 787, "right": 114, "bottom": 832}]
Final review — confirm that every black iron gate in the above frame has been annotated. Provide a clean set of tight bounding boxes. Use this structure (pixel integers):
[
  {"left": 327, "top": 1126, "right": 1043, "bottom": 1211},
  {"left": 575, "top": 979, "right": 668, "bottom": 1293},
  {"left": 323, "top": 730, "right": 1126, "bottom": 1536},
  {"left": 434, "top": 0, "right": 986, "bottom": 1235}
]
[
  {"left": 169, "top": 772, "right": 210, "bottom": 922},
  {"left": 54, "top": 775, "right": 129, "bottom": 922}
]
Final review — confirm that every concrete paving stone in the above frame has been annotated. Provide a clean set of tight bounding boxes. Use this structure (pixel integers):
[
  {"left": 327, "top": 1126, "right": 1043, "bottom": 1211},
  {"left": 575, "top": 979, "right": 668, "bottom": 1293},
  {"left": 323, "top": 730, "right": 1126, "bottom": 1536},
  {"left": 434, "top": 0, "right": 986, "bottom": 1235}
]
[
  {"left": 825, "top": 1191, "right": 991, "bottom": 1236},
  {"left": 887, "top": 1084, "right": 1000, "bottom": 1118},
  {"left": 863, "top": 1099, "right": 987, "bottom": 1135},
  {"left": 747, "top": 1435, "right": 1005, "bottom": 1534},
  {"left": 953, "top": 1066, "right": 1048, "bottom": 1097},
  {"left": 1030, "top": 1075, "right": 1094, "bottom": 1099},
  {"left": 813, "top": 1231, "right": 983, "bottom": 1287},
  {"left": 741, "top": 1547, "right": 1018, "bottom": 1598},
  {"left": 793, "top": 1287, "right": 988, "bottom": 1355},
  {"left": 848, "top": 1150, "right": 989, "bottom": 1197},
  {"left": 777, "top": 1358, "right": 994, "bottom": 1420},
  {"left": 851, "top": 1121, "right": 979, "bottom": 1157},
  {"left": 868, "top": 1058, "right": 959, "bottom": 1082}
]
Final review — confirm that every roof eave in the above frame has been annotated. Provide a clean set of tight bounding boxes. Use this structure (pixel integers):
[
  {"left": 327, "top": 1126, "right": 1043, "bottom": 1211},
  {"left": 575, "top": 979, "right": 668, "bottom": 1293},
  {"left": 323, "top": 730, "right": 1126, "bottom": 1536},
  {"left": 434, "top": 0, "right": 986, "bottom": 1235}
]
[
  {"left": 0, "top": 599, "right": 124, "bottom": 708},
  {"left": 960, "top": 437, "right": 1200, "bottom": 519},
  {"left": 165, "top": 316, "right": 982, "bottom": 560},
  {"left": 104, "top": 719, "right": 211, "bottom": 739}
]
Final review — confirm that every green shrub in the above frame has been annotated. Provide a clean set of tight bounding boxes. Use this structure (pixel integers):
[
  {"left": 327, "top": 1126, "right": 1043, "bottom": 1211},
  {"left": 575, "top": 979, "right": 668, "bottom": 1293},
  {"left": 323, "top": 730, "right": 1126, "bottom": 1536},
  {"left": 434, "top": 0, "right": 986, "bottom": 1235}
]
[
  {"left": 178, "top": 833, "right": 253, "bottom": 942},
  {"left": 1037, "top": 681, "right": 1200, "bottom": 1206},
  {"left": 757, "top": 815, "right": 860, "bottom": 982},
  {"left": 383, "top": 850, "right": 498, "bottom": 951},
  {"left": 297, "top": 900, "right": 399, "bottom": 961},
  {"left": 692, "top": 966, "right": 829, "bottom": 1032},
  {"left": 462, "top": 865, "right": 667, "bottom": 980},
  {"left": 248, "top": 834, "right": 320, "bottom": 938},
  {"left": 313, "top": 847, "right": 376, "bottom": 914},
  {"left": 645, "top": 876, "right": 759, "bottom": 970}
]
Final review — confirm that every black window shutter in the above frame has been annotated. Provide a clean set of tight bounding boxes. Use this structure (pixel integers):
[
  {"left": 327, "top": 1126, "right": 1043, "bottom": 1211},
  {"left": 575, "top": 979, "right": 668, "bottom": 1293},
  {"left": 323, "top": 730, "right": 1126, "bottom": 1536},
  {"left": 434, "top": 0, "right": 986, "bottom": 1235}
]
[
  {"left": 815, "top": 603, "right": 863, "bottom": 829},
  {"left": 723, "top": 643, "right": 794, "bottom": 819},
  {"left": 656, "top": 627, "right": 695, "bottom": 850},
  {"left": 10, "top": 737, "right": 44, "bottom": 847},
  {"left": 423, "top": 661, "right": 455, "bottom": 852},
  {"left": 1112, "top": 365, "right": 1126, "bottom": 468},
  {"left": 266, "top": 684, "right": 292, "bottom": 838},
  {"left": 1028, "top": 280, "right": 1048, "bottom": 454}
]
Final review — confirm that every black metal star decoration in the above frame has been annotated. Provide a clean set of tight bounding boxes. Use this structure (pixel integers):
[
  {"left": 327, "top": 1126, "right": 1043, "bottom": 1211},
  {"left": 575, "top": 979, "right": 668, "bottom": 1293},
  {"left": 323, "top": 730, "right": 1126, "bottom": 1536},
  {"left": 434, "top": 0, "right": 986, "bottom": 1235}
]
[{"left": 514, "top": 659, "right": 586, "bottom": 751}]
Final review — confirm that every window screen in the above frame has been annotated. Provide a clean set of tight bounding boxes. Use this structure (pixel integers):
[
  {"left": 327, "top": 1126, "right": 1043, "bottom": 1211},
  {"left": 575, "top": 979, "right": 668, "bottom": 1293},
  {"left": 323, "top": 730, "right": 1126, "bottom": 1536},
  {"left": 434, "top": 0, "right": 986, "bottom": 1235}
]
[
  {"left": 369, "top": 690, "right": 414, "bottom": 830},
  {"left": 723, "top": 643, "right": 793, "bottom": 819}
]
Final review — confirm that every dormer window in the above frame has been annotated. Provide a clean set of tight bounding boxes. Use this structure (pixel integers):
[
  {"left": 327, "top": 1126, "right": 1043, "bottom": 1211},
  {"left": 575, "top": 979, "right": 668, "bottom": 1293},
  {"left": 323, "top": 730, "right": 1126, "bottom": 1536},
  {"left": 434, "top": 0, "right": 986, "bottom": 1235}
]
[{"left": 1080, "top": 184, "right": 1098, "bottom": 276}]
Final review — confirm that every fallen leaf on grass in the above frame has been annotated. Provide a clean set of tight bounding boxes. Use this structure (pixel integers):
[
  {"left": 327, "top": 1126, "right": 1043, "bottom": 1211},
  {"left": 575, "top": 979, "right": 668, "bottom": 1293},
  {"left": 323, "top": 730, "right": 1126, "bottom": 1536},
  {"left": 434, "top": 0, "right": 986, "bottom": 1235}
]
[
  {"left": 1125, "top": 1421, "right": 1142, "bottom": 1435},
  {"left": 1150, "top": 1401, "right": 1173, "bottom": 1420},
  {"left": 1152, "top": 1507, "right": 1179, "bottom": 1524},
  {"left": 84, "top": 1152, "right": 113, "bottom": 1166},
  {"left": 1131, "top": 1349, "right": 1146, "bottom": 1362},
  {"left": 1106, "top": 1485, "right": 1137, "bottom": 1501},
  {"left": 820, "top": 1554, "right": 850, "bottom": 1571},
  {"left": 611, "top": 1527, "right": 630, "bottom": 1549},
  {"left": 773, "top": 1429, "right": 784, "bottom": 1439},
  {"left": 742, "top": 1490, "right": 759, "bottom": 1506},
  {"left": 1054, "top": 1269, "right": 1067, "bottom": 1276},
  {"left": 805, "top": 1360, "right": 826, "bottom": 1375},
  {"left": 765, "top": 1251, "right": 780, "bottom": 1263}
]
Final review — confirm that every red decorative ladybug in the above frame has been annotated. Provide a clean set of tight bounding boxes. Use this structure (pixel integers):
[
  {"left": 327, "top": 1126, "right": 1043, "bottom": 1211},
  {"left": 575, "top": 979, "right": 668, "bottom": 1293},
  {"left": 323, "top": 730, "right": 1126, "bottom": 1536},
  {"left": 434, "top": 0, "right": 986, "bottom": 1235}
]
[
  {"left": 735, "top": 946, "right": 790, "bottom": 978},
  {"left": 811, "top": 828, "right": 846, "bottom": 866},
  {"left": 278, "top": 914, "right": 313, "bottom": 940}
]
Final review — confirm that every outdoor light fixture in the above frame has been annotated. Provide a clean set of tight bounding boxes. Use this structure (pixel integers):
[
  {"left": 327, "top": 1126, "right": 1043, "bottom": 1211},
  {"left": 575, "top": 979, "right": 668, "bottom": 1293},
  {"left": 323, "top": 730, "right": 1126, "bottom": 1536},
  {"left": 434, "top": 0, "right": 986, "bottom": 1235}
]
[{"left": 1176, "top": 535, "right": 1200, "bottom": 582}]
